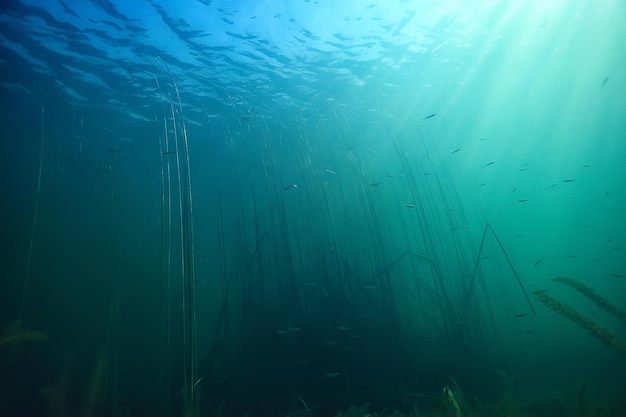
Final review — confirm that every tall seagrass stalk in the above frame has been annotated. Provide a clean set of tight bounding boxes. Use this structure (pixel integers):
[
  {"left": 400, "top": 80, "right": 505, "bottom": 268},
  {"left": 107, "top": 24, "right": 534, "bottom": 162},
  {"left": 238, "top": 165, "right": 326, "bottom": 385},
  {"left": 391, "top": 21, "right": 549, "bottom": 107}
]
[
  {"left": 19, "top": 103, "right": 46, "bottom": 327},
  {"left": 158, "top": 57, "right": 198, "bottom": 416},
  {"left": 151, "top": 67, "right": 174, "bottom": 412}
]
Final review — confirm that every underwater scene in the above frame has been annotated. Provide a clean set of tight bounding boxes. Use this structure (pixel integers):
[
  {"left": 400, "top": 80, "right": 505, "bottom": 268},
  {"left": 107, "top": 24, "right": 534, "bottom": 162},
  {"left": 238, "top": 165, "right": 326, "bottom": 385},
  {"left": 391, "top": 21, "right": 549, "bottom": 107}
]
[{"left": 1, "top": 1, "right": 625, "bottom": 416}]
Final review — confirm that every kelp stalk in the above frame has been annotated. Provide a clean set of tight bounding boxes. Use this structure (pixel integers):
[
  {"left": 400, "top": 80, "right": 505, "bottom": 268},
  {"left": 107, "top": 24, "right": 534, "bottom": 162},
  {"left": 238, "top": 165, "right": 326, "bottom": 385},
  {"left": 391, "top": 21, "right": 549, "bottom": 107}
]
[
  {"left": 532, "top": 290, "right": 626, "bottom": 356},
  {"left": 551, "top": 276, "right": 626, "bottom": 323}
]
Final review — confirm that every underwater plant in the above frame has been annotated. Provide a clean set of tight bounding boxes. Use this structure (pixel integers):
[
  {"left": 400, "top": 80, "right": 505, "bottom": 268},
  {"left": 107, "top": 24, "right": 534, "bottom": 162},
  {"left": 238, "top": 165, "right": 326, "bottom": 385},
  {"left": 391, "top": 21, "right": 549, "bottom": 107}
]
[
  {"left": 533, "top": 277, "right": 626, "bottom": 354},
  {"left": 40, "top": 346, "right": 107, "bottom": 417},
  {"left": 551, "top": 276, "right": 626, "bottom": 323},
  {"left": 0, "top": 319, "right": 48, "bottom": 347},
  {"left": 441, "top": 386, "right": 463, "bottom": 417}
]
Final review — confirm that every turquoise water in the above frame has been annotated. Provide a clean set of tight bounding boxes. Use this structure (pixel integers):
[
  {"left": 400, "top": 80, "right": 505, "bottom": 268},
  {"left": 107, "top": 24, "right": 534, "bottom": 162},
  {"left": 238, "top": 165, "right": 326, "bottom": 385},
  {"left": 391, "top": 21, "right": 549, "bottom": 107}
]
[{"left": 1, "top": 1, "right": 625, "bottom": 416}]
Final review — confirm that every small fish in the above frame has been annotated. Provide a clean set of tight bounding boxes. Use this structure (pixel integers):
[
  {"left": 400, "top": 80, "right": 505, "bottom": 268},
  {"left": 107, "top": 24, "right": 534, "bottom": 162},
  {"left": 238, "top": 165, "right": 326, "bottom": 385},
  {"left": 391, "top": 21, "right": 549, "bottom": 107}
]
[
  {"left": 601, "top": 76, "right": 609, "bottom": 88},
  {"left": 533, "top": 258, "right": 544, "bottom": 266},
  {"left": 422, "top": 113, "right": 436, "bottom": 119},
  {"left": 549, "top": 184, "right": 558, "bottom": 188},
  {"left": 324, "top": 372, "right": 340, "bottom": 378},
  {"left": 370, "top": 182, "right": 382, "bottom": 187},
  {"left": 516, "top": 313, "right": 529, "bottom": 318},
  {"left": 404, "top": 204, "right": 416, "bottom": 209},
  {"left": 163, "top": 150, "right": 176, "bottom": 155},
  {"left": 519, "top": 168, "right": 528, "bottom": 171},
  {"left": 479, "top": 183, "right": 486, "bottom": 187},
  {"left": 450, "top": 148, "right": 460, "bottom": 154},
  {"left": 325, "top": 169, "right": 336, "bottom": 175},
  {"left": 562, "top": 179, "right": 575, "bottom": 183},
  {"left": 582, "top": 164, "right": 591, "bottom": 167},
  {"left": 518, "top": 199, "right": 528, "bottom": 203},
  {"left": 608, "top": 273, "right": 623, "bottom": 278},
  {"left": 283, "top": 184, "right": 298, "bottom": 191},
  {"left": 485, "top": 161, "right": 495, "bottom": 166}
]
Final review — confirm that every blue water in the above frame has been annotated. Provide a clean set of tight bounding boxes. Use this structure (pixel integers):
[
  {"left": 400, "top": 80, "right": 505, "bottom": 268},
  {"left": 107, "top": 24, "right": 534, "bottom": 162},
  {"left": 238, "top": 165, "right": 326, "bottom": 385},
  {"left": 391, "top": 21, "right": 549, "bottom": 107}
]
[{"left": 1, "top": 1, "right": 625, "bottom": 416}]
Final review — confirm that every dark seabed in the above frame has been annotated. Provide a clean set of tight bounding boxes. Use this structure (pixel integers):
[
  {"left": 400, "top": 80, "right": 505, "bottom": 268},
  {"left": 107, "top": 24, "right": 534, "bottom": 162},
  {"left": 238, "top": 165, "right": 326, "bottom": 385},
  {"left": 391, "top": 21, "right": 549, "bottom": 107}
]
[{"left": 1, "top": 1, "right": 625, "bottom": 417}]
